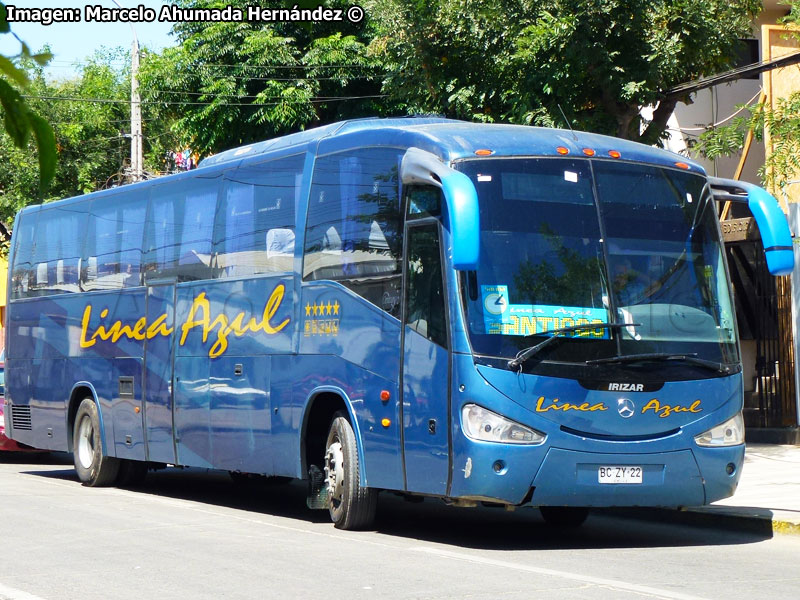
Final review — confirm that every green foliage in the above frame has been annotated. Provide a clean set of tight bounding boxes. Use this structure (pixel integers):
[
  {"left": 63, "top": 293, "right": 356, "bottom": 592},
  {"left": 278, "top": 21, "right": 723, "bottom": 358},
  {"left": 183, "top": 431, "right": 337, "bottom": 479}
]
[
  {"left": 695, "top": 3, "right": 800, "bottom": 193},
  {"left": 762, "top": 94, "right": 800, "bottom": 191},
  {"left": 696, "top": 93, "right": 800, "bottom": 193},
  {"left": 139, "top": 0, "right": 388, "bottom": 156},
  {"left": 0, "top": 1, "right": 56, "bottom": 194},
  {"left": 694, "top": 114, "right": 754, "bottom": 162},
  {"left": 0, "top": 49, "right": 147, "bottom": 223},
  {"left": 370, "top": 0, "right": 760, "bottom": 144}
]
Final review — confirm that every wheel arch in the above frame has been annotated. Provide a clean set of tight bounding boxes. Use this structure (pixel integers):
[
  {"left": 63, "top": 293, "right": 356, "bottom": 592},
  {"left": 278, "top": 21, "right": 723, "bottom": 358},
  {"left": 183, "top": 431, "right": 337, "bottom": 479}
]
[
  {"left": 67, "top": 382, "right": 111, "bottom": 455},
  {"left": 300, "top": 386, "right": 368, "bottom": 487}
]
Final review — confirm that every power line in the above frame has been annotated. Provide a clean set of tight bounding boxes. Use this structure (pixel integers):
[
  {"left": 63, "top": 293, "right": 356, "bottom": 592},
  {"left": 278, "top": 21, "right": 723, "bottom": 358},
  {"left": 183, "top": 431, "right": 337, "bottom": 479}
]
[
  {"left": 47, "top": 117, "right": 159, "bottom": 126},
  {"left": 22, "top": 94, "right": 388, "bottom": 106},
  {"left": 49, "top": 59, "right": 378, "bottom": 69},
  {"left": 146, "top": 85, "right": 378, "bottom": 98}
]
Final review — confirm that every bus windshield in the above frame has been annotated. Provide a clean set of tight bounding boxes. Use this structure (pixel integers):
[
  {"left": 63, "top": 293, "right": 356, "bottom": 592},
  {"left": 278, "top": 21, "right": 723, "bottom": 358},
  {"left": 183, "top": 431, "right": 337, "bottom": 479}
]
[{"left": 458, "top": 158, "right": 738, "bottom": 378}]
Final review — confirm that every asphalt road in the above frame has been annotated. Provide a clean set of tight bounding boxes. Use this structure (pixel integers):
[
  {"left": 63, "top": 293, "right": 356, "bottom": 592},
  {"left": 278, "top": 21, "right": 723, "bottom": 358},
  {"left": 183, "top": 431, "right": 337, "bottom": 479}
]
[{"left": 0, "top": 454, "right": 797, "bottom": 600}]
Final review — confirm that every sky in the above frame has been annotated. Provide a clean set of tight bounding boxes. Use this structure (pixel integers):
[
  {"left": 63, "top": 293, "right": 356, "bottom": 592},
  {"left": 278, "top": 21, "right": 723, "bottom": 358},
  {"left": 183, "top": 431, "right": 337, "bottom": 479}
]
[{"left": 0, "top": 1, "right": 175, "bottom": 78}]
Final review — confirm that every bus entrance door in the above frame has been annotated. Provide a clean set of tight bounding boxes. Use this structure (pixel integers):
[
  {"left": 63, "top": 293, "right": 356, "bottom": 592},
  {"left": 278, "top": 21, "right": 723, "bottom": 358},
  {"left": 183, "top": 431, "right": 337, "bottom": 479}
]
[
  {"left": 402, "top": 222, "right": 450, "bottom": 495},
  {"left": 143, "top": 283, "right": 177, "bottom": 464}
]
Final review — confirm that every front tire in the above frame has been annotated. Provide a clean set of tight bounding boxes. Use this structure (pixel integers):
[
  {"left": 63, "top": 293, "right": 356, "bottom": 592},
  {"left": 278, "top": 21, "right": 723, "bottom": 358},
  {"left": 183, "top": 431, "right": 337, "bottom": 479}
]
[
  {"left": 73, "top": 398, "right": 120, "bottom": 486},
  {"left": 324, "top": 412, "right": 377, "bottom": 530}
]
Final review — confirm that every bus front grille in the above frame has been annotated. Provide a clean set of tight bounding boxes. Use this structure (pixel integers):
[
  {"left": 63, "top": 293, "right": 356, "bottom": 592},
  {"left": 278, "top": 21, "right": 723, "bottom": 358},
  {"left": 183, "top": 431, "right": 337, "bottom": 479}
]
[{"left": 11, "top": 405, "right": 32, "bottom": 431}]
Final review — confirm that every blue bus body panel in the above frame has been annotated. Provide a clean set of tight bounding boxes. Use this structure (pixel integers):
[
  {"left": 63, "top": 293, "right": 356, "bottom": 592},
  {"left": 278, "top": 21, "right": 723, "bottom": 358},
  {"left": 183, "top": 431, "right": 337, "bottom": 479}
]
[
  {"left": 299, "top": 282, "right": 401, "bottom": 384},
  {"left": 6, "top": 290, "right": 149, "bottom": 453},
  {"left": 173, "top": 276, "right": 293, "bottom": 470},
  {"left": 288, "top": 354, "right": 402, "bottom": 488},
  {"left": 403, "top": 328, "right": 450, "bottom": 495},
  {"left": 144, "top": 284, "right": 177, "bottom": 464},
  {"left": 297, "top": 282, "right": 403, "bottom": 488},
  {"left": 111, "top": 359, "right": 145, "bottom": 460}
]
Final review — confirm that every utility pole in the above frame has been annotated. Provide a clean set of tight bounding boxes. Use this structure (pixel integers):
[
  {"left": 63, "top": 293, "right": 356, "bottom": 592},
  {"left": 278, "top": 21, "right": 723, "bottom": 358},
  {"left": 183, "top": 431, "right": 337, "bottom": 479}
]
[
  {"left": 130, "top": 33, "right": 142, "bottom": 182},
  {"left": 112, "top": 0, "right": 143, "bottom": 182}
]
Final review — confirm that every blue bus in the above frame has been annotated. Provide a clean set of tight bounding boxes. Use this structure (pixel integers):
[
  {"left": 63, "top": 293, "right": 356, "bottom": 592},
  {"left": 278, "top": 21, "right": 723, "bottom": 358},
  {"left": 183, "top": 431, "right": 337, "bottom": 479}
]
[{"left": 3, "top": 118, "right": 793, "bottom": 529}]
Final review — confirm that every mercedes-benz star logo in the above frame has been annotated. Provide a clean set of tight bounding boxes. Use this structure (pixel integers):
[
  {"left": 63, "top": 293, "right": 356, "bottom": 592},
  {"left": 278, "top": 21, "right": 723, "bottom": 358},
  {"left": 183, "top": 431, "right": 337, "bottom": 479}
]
[{"left": 617, "top": 398, "right": 635, "bottom": 419}]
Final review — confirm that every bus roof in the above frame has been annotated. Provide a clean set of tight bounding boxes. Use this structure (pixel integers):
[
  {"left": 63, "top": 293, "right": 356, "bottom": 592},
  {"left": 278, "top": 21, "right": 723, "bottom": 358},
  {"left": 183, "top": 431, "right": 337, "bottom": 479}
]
[
  {"left": 19, "top": 117, "right": 703, "bottom": 216},
  {"left": 199, "top": 116, "right": 703, "bottom": 173}
]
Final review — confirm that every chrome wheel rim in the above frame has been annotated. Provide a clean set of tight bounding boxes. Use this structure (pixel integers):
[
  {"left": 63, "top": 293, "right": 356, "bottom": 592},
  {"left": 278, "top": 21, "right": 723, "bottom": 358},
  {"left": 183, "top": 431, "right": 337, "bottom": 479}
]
[
  {"left": 76, "top": 415, "right": 95, "bottom": 469},
  {"left": 324, "top": 440, "right": 345, "bottom": 507}
]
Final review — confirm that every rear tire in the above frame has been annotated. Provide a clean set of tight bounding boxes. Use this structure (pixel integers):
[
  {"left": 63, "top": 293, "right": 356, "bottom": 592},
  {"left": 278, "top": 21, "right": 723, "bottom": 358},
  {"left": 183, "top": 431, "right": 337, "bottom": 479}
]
[
  {"left": 539, "top": 506, "right": 590, "bottom": 528},
  {"left": 325, "top": 412, "right": 377, "bottom": 530},
  {"left": 73, "top": 398, "right": 120, "bottom": 486}
]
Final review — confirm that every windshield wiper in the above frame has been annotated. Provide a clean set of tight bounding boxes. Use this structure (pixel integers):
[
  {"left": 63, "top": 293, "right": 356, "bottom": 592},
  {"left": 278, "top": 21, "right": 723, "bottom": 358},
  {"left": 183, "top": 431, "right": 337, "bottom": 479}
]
[
  {"left": 585, "top": 352, "right": 733, "bottom": 374},
  {"left": 507, "top": 322, "right": 640, "bottom": 371}
]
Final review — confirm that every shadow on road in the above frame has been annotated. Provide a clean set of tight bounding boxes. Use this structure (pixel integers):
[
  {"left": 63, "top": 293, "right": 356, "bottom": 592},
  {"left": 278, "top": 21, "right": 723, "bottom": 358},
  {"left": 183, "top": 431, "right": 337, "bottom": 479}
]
[{"left": 17, "top": 458, "right": 773, "bottom": 550}]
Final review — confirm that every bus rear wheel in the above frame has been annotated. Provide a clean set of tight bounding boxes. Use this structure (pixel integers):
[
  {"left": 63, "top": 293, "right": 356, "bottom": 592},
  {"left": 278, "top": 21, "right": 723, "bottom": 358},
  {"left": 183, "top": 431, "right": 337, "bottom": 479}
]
[
  {"left": 539, "top": 506, "right": 590, "bottom": 528},
  {"left": 73, "top": 398, "right": 120, "bottom": 487},
  {"left": 324, "top": 412, "right": 377, "bottom": 530}
]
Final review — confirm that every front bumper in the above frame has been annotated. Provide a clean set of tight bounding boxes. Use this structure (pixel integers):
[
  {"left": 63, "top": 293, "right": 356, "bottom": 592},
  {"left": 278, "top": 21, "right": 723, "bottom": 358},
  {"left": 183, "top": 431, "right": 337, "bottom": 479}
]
[{"left": 448, "top": 433, "right": 744, "bottom": 507}]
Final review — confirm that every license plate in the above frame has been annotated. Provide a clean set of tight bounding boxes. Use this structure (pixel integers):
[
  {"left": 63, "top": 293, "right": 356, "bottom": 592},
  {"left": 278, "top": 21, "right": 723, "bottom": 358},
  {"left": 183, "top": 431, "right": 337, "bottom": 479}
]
[{"left": 598, "top": 466, "right": 643, "bottom": 484}]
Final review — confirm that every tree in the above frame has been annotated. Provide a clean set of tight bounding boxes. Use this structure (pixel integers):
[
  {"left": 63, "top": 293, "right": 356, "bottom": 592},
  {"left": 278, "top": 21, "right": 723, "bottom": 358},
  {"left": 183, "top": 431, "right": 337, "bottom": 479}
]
[
  {"left": 0, "top": 2, "right": 56, "bottom": 193},
  {"left": 695, "top": 5, "right": 800, "bottom": 194},
  {"left": 139, "top": 0, "right": 388, "bottom": 156},
  {"left": 370, "top": 0, "right": 760, "bottom": 145},
  {"left": 0, "top": 49, "right": 154, "bottom": 224}
]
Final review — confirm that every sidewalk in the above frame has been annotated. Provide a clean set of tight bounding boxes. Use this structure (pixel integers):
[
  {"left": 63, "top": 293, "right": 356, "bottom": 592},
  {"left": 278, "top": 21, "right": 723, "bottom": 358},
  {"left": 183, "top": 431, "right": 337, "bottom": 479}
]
[{"left": 685, "top": 443, "right": 800, "bottom": 535}]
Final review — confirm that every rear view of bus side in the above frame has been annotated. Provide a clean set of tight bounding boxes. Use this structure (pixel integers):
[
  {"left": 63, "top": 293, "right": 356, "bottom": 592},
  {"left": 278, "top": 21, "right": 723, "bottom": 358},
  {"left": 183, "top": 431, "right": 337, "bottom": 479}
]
[{"left": 4, "top": 118, "right": 793, "bottom": 529}]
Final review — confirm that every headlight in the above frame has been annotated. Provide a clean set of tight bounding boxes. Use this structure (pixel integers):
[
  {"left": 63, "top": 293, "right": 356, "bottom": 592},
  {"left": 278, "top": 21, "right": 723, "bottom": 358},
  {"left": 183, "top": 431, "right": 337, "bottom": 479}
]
[
  {"left": 461, "top": 404, "right": 546, "bottom": 445},
  {"left": 694, "top": 412, "right": 744, "bottom": 447}
]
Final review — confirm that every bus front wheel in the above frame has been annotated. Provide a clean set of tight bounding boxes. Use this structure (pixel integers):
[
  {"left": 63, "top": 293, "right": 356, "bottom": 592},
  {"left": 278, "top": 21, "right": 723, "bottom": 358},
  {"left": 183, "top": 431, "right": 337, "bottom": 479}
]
[
  {"left": 324, "top": 412, "right": 377, "bottom": 530},
  {"left": 73, "top": 398, "right": 120, "bottom": 486}
]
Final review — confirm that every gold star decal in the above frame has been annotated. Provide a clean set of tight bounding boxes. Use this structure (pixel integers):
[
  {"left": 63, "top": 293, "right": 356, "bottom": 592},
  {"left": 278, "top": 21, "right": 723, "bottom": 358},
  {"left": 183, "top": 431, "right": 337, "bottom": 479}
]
[
  {"left": 326, "top": 301, "right": 332, "bottom": 315},
  {"left": 305, "top": 303, "right": 311, "bottom": 316},
  {"left": 333, "top": 301, "right": 340, "bottom": 315},
  {"left": 312, "top": 303, "right": 319, "bottom": 316}
]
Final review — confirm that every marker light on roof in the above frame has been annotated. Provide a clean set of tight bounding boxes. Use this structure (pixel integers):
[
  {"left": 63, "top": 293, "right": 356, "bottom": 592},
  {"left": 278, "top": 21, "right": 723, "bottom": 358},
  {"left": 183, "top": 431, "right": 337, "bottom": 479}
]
[
  {"left": 608, "top": 150, "right": 621, "bottom": 158},
  {"left": 474, "top": 149, "right": 494, "bottom": 156},
  {"left": 556, "top": 147, "right": 569, "bottom": 155},
  {"left": 582, "top": 148, "right": 596, "bottom": 156},
  {"left": 675, "top": 162, "right": 690, "bottom": 170}
]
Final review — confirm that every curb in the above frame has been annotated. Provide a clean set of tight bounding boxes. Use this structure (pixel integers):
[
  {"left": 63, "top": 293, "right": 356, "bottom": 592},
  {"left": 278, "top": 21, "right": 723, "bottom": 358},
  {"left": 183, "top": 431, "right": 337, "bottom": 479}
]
[{"left": 600, "top": 507, "right": 800, "bottom": 536}]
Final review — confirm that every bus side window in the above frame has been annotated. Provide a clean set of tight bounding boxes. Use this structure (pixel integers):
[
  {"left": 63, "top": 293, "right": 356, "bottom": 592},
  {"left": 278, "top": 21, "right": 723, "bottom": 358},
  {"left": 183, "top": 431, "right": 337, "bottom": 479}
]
[
  {"left": 214, "top": 154, "right": 303, "bottom": 278},
  {"left": 10, "top": 209, "right": 38, "bottom": 299},
  {"left": 405, "top": 224, "right": 447, "bottom": 348},
  {"left": 303, "top": 147, "right": 403, "bottom": 316},
  {"left": 407, "top": 186, "right": 442, "bottom": 218},
  {"left": 144, "top": 176, "right": 220, "bottom": 282},
  {"left": 29, "top": 205, "right": 86, "bottom": 296},
  {"left": 83, "top": 192, "right": 146, "bottom": 291}
]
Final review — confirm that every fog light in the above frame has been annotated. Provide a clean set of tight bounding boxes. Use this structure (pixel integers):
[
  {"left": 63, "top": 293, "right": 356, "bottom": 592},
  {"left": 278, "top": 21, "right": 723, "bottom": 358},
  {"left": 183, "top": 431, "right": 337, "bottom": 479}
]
[
  {"left": 726, "top": 462, "right": 736, "bottom": 475},
  {"left": 493, "top": 460, "right": 506, "bottom": 474}
]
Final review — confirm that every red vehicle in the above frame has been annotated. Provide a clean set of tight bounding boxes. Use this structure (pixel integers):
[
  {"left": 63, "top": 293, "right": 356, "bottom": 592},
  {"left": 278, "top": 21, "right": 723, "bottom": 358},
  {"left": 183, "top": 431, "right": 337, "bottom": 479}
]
[{"left": 0, "top": 363, "right": 38, "bottom": 452}]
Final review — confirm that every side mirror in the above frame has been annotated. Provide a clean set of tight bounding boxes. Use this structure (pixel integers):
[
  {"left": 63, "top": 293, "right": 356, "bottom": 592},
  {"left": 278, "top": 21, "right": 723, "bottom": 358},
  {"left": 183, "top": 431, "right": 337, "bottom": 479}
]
[
  {"left": 709, "top": 177, "right": 794, "bottom": 276},
  {"left": 400, "top": 147, "right": 480, "bottom": 270}
]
